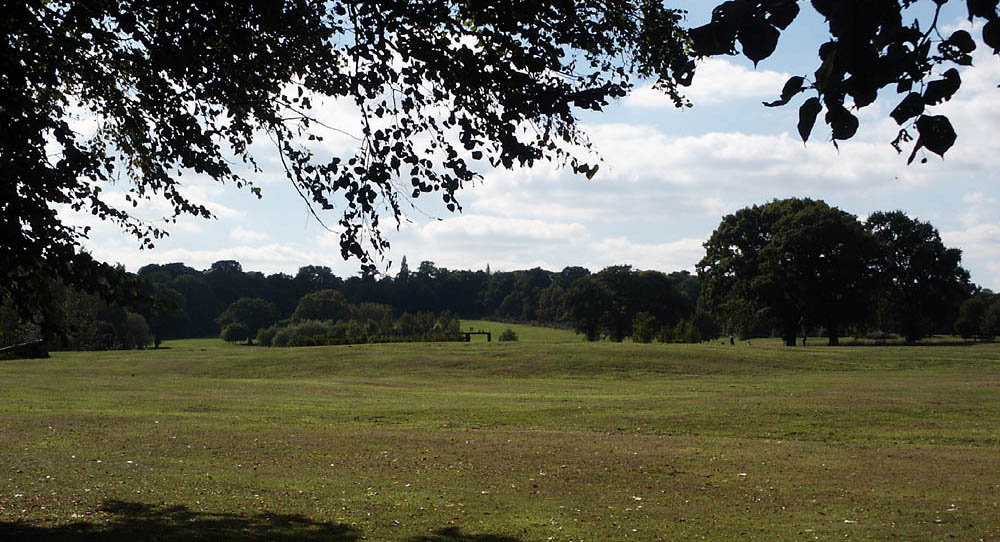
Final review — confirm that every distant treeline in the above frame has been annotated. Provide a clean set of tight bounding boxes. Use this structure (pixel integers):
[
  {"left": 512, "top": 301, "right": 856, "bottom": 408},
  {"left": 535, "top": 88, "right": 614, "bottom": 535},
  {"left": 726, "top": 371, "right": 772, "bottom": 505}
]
[
  {"left": 0, "top": 258, "right": 714, "bottom": 351},
  {"left": 137, "top": 258, "right": 715, "bottom": 347},
  {"left": 1, "top": 200, "right": 989, "bottom": 352}
]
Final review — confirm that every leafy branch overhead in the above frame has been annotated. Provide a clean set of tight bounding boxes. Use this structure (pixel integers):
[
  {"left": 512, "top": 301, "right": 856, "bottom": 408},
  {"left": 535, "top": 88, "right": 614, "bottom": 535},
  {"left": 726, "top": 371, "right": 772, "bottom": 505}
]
[
  {"left": 701, "top": 0, "right": 999, "bottom": 160},
  {"left": 3, "top": 1, "right": 999, "bottom": 329}
]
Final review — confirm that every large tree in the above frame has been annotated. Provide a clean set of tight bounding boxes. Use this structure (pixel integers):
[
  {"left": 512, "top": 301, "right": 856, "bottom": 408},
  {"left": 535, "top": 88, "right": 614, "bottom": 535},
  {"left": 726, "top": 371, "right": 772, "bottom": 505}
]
[
  {"left": 5, "top": 1, "right": 999, "bottom": 327},
  {"left": 291, "top": 289, "right": 353, "bottom": 323},
  {"left": 216, "top": 297, "right": 279, "bottom": 344},
  {"left": 698, "top": 198, "right": 877, "bottom": 345},
  {"left": 866, "top": 211, "right": 971, "bottom": 342},
  {"left": 564, "top": 276, "right": 613, "bottom": 342}
]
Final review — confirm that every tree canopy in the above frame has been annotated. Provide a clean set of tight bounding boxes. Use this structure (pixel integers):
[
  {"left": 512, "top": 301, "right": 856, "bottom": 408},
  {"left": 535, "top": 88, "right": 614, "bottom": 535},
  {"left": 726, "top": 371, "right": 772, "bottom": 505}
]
[
  {"left": 4, "top": 1, "right": 999, "bottom": 325},
  {"left": 866, "top": 210, "right": 972, "bottom": 341},
  {"left": 698, "top": 199, "right": 971, "bottom": 344},
  {"left": 698, "top": 198, "right": 876, "bottom": 345}
]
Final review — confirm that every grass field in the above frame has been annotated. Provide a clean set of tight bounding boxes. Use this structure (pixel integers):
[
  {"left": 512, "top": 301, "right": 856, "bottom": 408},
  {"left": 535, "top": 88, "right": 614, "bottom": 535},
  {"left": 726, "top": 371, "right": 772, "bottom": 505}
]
[{"left": 1, "top": 327, "right": 999, "bottom": 541}]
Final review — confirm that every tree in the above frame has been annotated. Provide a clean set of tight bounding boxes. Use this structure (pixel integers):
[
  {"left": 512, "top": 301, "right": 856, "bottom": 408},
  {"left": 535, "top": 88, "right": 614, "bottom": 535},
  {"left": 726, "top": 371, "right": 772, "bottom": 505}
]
[
  {"left": 221, "top": 322, "right": 249, "bottom": 345},
  {"left": 698, "top": 198, "right": 876, "bottom": 346},
  {"left": 396, "top": 257, "right": 411, "bottom": 283},
  {"left": 216, "top": 298, "right": 279, "bottom": 345},
  {"left": 632, "top": 312, "right": 657, "bottom": 344},
  {"left": 142, "top": 285, "right": 189, "bottom": 348},
  {"left": 982, "top": 298, "right": 1000, "bottom": 341},
  {"left": 7, "top": 1, "right": 999, "bottom": 328},
  {"left": 121, "top": 312, "right": 152, "bottom": 350},
  {"left": 955, "top": 296, "right": 989, "bottom": 340},
  {"left": 866, "top": 211, "right": 971, "bottom": 342},
  {"left": 564, "top": 276, "right": 613, "bottom": 342},
  {"left": 536, "top": 283, "right": 567, "bottom": 323},
  {"left": 594, "top": 266, "right": 638, "bottom": 342},
  {"left": 294, "top": 266, "right": 342, "bottom": 293},
  {"left": 291, "top": 289, "right": 353, "bottom": 323}
]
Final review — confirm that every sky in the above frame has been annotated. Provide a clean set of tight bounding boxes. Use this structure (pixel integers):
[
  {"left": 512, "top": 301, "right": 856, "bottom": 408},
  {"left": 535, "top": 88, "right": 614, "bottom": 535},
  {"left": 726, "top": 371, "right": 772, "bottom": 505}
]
[{"left": 67, "top": 4, "right": 1000, "bottom": 290}]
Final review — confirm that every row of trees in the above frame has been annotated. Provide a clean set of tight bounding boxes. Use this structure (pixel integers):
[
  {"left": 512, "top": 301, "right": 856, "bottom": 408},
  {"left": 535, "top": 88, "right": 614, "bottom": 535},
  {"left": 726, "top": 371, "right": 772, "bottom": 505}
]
[
  {"left": 1, "top": 200, "right": 979, "bottom": 350},
  {"left": 130, "top": 259, "right": 707, "bottom": 345},
  {"left": 698, "top": 199, "right": 972, "bottom": 345}
]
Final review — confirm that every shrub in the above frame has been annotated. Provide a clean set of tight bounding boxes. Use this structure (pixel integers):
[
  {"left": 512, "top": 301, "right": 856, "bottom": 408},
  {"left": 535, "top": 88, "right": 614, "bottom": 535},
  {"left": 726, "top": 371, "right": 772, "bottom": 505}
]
[
  {"left": 285, "top": 320, "right": 335, "bottom": 347},
  {"left": 121, "top": 312, "right": 151, "bottom": 350},
  {"left": 499, "top": 328, "right": 518, "bottom": 342},
  {"left": 256, "top": 325, "right": 279, "bottom": 347},
  {"left": 272, "top": 327, "right": 293, "bottom": 347}
]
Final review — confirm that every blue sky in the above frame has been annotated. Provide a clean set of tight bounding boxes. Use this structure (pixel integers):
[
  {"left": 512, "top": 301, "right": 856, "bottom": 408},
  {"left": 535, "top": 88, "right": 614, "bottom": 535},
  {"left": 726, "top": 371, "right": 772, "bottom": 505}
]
[{"left": 69, "top": 5, "right": 1000, "bottom": 289}]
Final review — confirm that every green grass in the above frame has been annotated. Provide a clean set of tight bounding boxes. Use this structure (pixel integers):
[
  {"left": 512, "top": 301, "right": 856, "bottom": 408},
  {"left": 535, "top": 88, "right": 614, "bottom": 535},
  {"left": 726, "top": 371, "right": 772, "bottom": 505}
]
[
  {"left": 460, "top": 320, "right": 582, "bottom": 343},
  {"left": 1, "top": 335, "right": 999, "bottom": 541}
]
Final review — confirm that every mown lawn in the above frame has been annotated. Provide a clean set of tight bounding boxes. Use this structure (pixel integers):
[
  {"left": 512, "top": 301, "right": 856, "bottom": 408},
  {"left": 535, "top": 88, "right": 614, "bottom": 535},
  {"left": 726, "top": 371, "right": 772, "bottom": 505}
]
[{"left": 1, "top": 334, "right": 998, "bottom": 541}]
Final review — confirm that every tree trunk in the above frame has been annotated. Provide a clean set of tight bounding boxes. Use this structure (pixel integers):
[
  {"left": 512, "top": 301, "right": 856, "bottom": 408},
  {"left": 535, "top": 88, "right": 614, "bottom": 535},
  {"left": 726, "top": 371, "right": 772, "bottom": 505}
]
[{"left": 826, "top": 321, "right": 840, "bottom": 345}]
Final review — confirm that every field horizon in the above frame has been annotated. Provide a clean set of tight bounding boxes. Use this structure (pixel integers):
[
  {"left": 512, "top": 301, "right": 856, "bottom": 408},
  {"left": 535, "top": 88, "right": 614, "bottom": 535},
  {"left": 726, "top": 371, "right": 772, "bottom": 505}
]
[{"left": 2, "top": 327, "right": 998, "bottom": 540}]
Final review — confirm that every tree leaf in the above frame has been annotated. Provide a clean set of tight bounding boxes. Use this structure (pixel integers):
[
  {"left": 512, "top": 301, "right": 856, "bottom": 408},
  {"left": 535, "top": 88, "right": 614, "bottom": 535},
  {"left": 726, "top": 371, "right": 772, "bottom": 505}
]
[
  {"left": 690, "top": 23, "right": 737, "bottom": 56},
  {"left": 764, "top": 1, "right": 800, "bottom": 30},
  {"left": 763, "top": 75, "right": 806, "bottom": 107},
  {"left": 825, "top": 103, "right": 859, "bottom": 141},
  {"left": 984, "top": 18, "right": 1000, "bottom": 53},
  {"left": 922, "top": 68, "right": 962, "bottom": 105},
  {"left": 890, "top": 93, "right": 925, "bottom": 125},
  {"left": 712, "top": 0, "right": 750, "bottom": 33},
  {"left": 945, "top": 30, "right": 977, "bottom": 54},
  {"left": 914, "top": 114, "right": 957, "bottom": 158},
  {"left": 797, "top": 97, "right": 822, "bottom": 143},
  {"left": 738, "top": 18, "right": 780, "bottom": 67},
  {"left": 967, "top": 0, "right": 999, "bottom": 19}
]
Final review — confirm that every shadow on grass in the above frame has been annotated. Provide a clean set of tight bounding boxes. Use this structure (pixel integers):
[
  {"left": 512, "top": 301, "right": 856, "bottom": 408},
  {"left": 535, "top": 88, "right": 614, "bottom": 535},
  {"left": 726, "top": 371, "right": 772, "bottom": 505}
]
[
  {"left": 407, "top": 526, "right": 522, "bottom": 542},
  {"left": 0, "top": 501, "right": 524, "bottom": 542},
  {"left": 0, "top": 500, "right": 359, "bottom": 541}
]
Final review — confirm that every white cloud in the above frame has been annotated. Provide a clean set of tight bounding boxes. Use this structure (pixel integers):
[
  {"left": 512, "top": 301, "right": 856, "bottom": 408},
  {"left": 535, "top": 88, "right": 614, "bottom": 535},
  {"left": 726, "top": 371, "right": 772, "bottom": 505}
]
[
  {"left": 91, "top": 241, "right": 329, "bottom": 276},
  {"left": 627, "top": 58, "right": 790, "bottom": 108},
  {"left": 942, "top": 189, "right": 1000, "bottom": 289},
  {"left": 230, "top": 226, "right": 270, "bottom": 242},
  {"left": 54, "top": 17, "right": 1000, "bottom": 290},
  {"left": 590, "top": 237, "right": 706, "bottom": 273},
  {"left": 415, "top": 214, "right": 587, "bottom": 243}
]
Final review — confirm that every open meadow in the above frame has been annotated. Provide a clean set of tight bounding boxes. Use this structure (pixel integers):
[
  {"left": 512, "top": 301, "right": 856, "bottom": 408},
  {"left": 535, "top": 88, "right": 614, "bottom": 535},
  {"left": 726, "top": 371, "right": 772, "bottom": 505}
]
[{"left": 1, "top": 326, "right": 999, "bottom": 541}]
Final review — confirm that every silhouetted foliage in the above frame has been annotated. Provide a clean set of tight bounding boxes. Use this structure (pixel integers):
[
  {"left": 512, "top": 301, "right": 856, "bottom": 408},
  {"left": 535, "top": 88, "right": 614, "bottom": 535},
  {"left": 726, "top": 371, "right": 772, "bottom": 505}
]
[{"left": 7, "top": 1, "right": 995, "bottom": 332}]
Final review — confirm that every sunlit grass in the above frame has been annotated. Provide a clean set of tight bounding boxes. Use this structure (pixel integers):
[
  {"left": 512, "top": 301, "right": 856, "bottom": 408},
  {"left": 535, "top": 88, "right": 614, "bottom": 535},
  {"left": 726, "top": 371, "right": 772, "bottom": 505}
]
[{"left": 1, "top": 335, "right": 999, "bottom": 540}]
